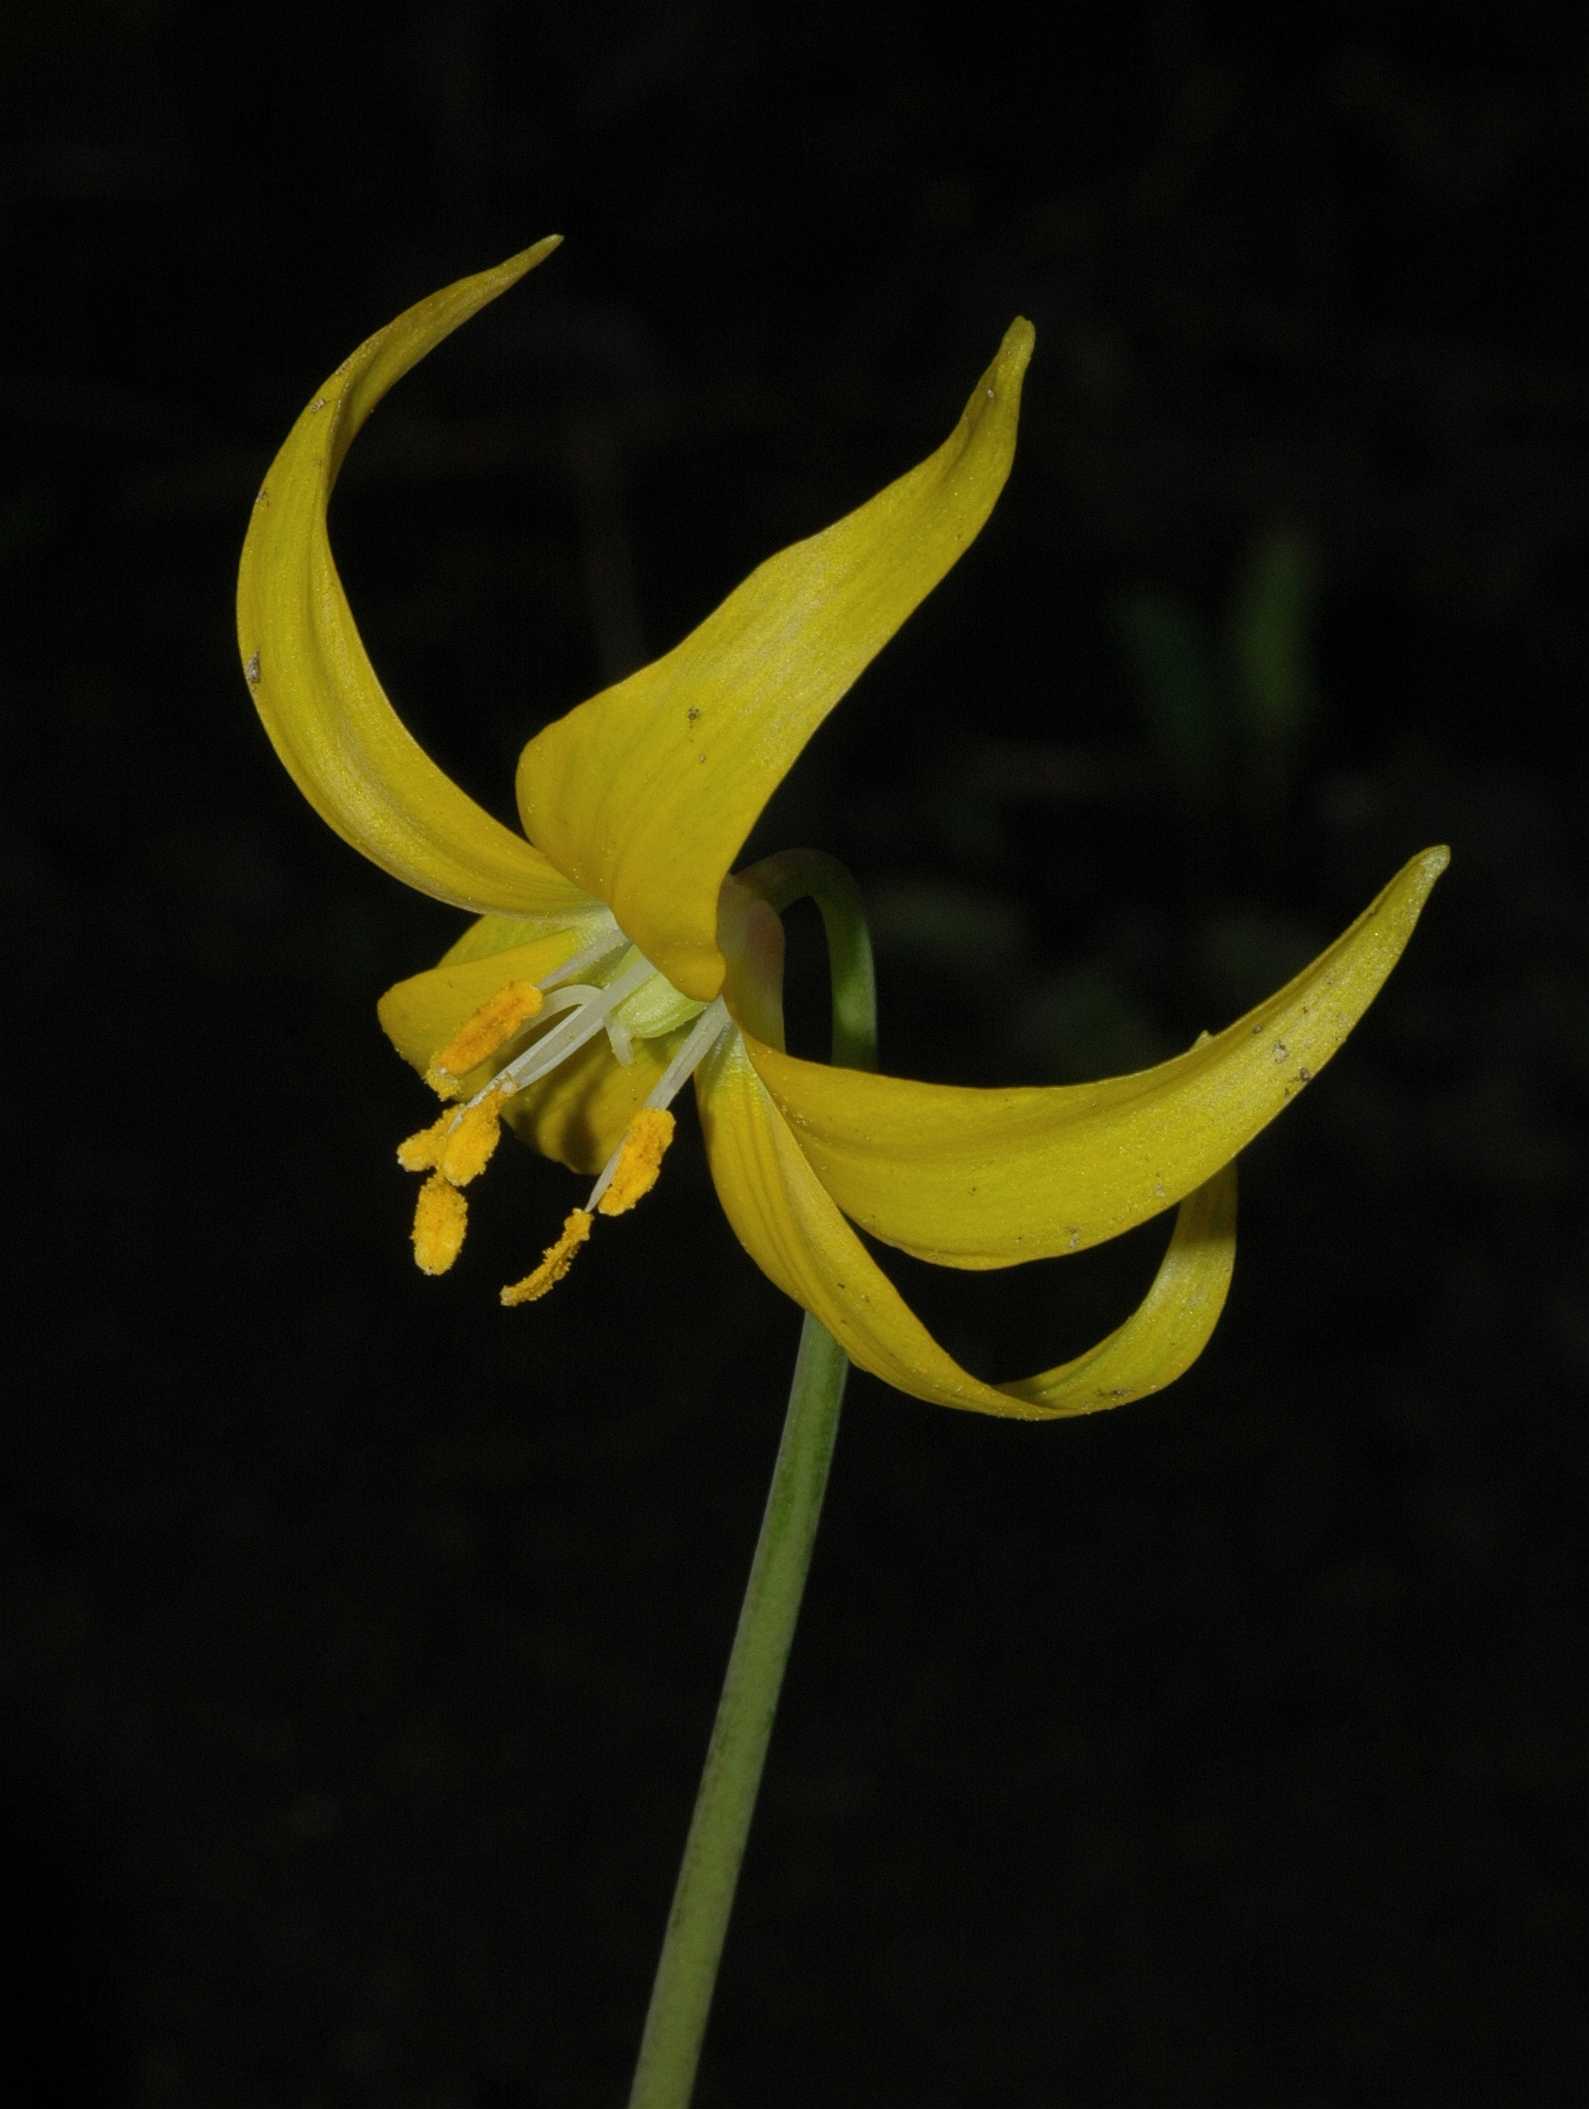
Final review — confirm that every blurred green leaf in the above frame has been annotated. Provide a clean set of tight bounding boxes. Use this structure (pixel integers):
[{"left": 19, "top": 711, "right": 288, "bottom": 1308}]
[
  {"left": 1229, "top": 525, "right": 1320, "bottom": 836},
  {"left": 1112, "top": 587, "right": 1225, "bottom": 821}
]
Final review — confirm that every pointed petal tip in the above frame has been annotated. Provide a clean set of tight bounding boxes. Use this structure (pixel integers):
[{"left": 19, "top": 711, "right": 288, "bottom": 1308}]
[
  {"left": 1002, "top": 315, "right": 1036, "bottom": 363},
  {"left": 984, "top": 317, "right": 1034, "bottom": 397},
  {"left": 518, "top": 311, "right": 1036, "bottom": 987},
  {"left": 743, "top": 840, "right": 1451, "bottom": 1274},
  {"left": 494, "top": 234, "right": 563, "bottom": 282},
  {"left": 237, "top": 237, "right": 587, "bottom": 917},
  {"left": 1401, "top": 843, "right": 1451, "bottom": 913}
]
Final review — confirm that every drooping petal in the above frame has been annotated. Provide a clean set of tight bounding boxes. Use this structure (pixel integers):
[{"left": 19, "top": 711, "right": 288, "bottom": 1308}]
[
  {"left": 696, "top": 1033, "right": 1236, "bottom": 1418},
  {"left": 514, "top": 320, "right": 1036, "bottom": 1002},
  {"left": 741, "top": 846, "right": 1448, "bottom": 1268},
  {"left": 378, "top": 924, "right": 682, "bottom": 1174},
  {"left": 237, "top": 242, "right": 590, "bottom": 920}
]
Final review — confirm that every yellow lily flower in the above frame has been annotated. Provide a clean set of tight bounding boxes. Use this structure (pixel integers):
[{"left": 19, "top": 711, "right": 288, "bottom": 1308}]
[{"left": 236, "top": 241, "right": 1447, "bottom": 1419}]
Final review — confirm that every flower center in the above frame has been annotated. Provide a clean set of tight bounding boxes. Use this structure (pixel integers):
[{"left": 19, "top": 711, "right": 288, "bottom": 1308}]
[{"left": 395, "top": 924, "right": 733, "bottom": 1303}]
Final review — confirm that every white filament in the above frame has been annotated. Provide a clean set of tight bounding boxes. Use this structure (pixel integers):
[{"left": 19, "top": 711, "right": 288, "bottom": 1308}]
[
  {"left": 459, "top": 951, "right": 654, "bottom": 1113},
  {"left": 583, "top": 1000, "right": 731, "bottom": 1215}
]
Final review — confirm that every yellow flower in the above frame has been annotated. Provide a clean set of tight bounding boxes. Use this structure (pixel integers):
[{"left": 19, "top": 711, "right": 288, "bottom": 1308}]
[{"left": 236, "top": 241, "right": 1447, "bottom": 1418}]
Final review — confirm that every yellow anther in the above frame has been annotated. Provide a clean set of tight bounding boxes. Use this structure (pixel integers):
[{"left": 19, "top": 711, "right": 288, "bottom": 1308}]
[
  {"left": 412, "top": 1172, "right": 468, "bottom": 1276},
  {"left": 425, "top": 980, "right": 543, "bottom": 1097},
  {"left": 596, "top": 1107, "right": 676, "bottom": 1217},
  {"left": 500, "top": 1208, "right": 592, "bottom": 1306},
  {"left": 438, "top": 1088, "right": 507, "bottom": 1187},
  {"left": 398, "top": 1088, "right": 508, "bottom": 1184},
  {"left": 397, "top": 1108, "right": 451, "bottom": 1173}
]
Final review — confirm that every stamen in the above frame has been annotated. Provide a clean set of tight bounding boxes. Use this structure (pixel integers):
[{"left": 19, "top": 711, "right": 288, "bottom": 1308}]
[
  {"left": 580, "top": 1000, "right": 731, "bottom": 1218},
  {"left": 397, "top": 1108, "right": 450, "bottom": 1174},
  {"left": 438, "top": 1087, "right": 508, "bottom": 1186},
  {"left": 500, "top": 1209, "right": 592, "bottom": 1305},
  {"left": 426, "top": 980, "right": 544, "bottom": 1098},
  {"left": 403, "top": 949, "right": 733, "bottom": 1310},
  {"left": 477, "top": 952, "right": 655, "bottom": 1106},
  {"left": 641, "top": 999, "right": 733, "bottom": 1113},
  {"left": 441, "top": 984, "right": 606, "bottom": 1119},
  {"left": 396, "top": 1086, "right": 509, "bottom": 1184},
  {"left": 412, "top": 1172, "right": 468, "bottom": 1275},
  {"left": 593, "top": 1108, "right": 675, "bottom": 1216}
]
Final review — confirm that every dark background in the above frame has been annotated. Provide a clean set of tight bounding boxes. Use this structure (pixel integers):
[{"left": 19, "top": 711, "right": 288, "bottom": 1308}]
[{"left": 9, "top": 6, "right": 1586, "bottom": 2105}]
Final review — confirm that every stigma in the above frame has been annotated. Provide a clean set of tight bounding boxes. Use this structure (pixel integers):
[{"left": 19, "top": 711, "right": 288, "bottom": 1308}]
[{"left": 394, "top": 930, "right": 731, "bottom": 1303}]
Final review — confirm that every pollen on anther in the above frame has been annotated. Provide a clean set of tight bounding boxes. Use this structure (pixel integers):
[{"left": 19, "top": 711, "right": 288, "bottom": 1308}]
[
  {"left": 501, "top": 1209, "right": 592, "bottom": 1306},
  {"left": 398, "top": 1087, "right": 507, "bottom": 1184},
  {"left": 413, "top": 1172, "right": 468, "bottom": 1275},
  {"left": 425, "top": 981, "right": 543, "bottom": 1097},
  {"left": 439, "top": 1089, "right": 508, "bottom": 1186},
  {"left": 597, "top": 1107, "right": 676, "bottom": 1217},
  {"left": 397, "top": 1109, "right": 450, "bottom": 1173}
]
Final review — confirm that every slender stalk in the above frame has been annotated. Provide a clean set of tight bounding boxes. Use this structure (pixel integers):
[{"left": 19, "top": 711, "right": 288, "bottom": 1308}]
[
  {"left": 625, "top": 1313, "right": 848, "bottom": 2107},
  {"left": 625, "top": 854, "right": 876, "bottom": 2109}
]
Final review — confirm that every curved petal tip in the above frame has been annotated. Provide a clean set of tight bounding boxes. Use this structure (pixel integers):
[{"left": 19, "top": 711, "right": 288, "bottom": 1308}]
[
  {"left": 514, "top": 311, "right": 1037, "bottom": 996},
  {"left": 507, "top": 234, "right": 562, "bottom": 271},
  {"left": 996, "top": 316, "right": 1036, "bottom": 374},
  {"left": 237, "top": 236, "right": 587, "bottom": 920},
  {"left": 1399, "top": 844, "right": 1451, "bottom": 923}
]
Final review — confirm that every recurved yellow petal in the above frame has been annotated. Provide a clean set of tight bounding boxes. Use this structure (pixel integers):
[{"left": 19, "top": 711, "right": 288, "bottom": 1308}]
[
  {"left": 696, "top": 1033, "right": 1236, "bottom": 1418},
  {"left": 514, "top": 320, "right": 1036, "bottom": 1003},
  {"left": 742, "top": 846, "right": 1449, "bottom": 1268},
  {"left": 378, "top": 925, "right": 684, "bottom": 1175},
  {"left": 237, "top": 241, "right": 589, "bottom": 921}
]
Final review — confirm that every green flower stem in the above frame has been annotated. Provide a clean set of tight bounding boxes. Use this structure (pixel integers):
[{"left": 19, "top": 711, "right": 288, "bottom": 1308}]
[
  {"left": 625, "top": 853, "right": 876, "bottom": 2109},
  {"left": 743, "top": 848, "right": 879, "bottom": 1072},
  {"left": 625, "top": 1313, "right": 848, "bottom": 2109}
]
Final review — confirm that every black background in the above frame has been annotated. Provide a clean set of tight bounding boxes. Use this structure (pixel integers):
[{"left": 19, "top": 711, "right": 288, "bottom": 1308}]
[{"left": 9, "top": 6, "right": 1586, "bottom": 2104}]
